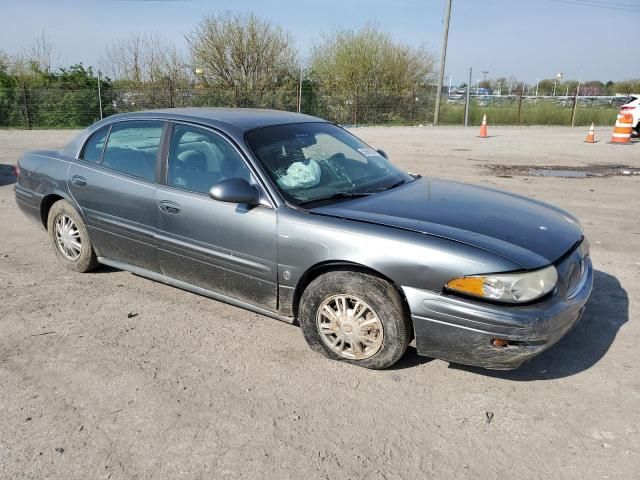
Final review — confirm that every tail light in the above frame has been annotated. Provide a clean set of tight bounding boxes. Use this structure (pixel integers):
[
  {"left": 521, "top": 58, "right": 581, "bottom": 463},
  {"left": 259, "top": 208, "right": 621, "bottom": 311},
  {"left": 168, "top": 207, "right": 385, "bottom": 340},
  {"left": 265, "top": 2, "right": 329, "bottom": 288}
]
[{"left": 14, "top": 163, "right": 20, "bottom": 178}]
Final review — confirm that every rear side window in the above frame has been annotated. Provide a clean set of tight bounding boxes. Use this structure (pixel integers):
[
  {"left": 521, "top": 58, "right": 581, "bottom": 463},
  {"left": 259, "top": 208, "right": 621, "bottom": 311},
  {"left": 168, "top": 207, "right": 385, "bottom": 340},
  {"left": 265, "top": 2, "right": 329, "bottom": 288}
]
[
  {"left": 81, "top": 126, "right": 109, "bottom": 163},
  {"left": 101, "top": 121, "right": 163, "bottom": 182}
]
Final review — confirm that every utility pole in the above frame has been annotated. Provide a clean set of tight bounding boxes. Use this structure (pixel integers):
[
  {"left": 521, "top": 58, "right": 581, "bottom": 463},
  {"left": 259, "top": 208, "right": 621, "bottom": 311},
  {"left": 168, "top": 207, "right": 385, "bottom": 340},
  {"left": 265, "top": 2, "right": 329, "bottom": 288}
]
[
  {"left": 571, "top": 83, "right": 581, "bottom": 127},
  {"left": 482, "top": 70, "right": 489, "bottom": 83},
  {"left": 464, "top": 67, "right": 472, "bottom": 126},
  {"left": 433, "top": 0, "right": 452, "bottom": 125}
]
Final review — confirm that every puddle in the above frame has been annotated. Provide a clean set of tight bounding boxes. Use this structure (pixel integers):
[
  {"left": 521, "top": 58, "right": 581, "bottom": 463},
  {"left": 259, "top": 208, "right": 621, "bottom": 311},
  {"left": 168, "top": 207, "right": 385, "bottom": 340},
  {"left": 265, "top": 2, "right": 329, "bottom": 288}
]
[
  {"left": 485, "top": 164, "right": 640, "bottom": 178},
  {"left": 529, "top": 169, "right": 588, "bottom": 178}
]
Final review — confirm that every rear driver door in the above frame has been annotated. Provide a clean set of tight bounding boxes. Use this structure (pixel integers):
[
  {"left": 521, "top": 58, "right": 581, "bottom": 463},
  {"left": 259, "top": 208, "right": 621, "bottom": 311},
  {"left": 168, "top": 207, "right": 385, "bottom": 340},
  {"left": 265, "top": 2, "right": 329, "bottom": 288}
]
[{"left": 68, "top": 120, "right": 165, "bottom": 272}]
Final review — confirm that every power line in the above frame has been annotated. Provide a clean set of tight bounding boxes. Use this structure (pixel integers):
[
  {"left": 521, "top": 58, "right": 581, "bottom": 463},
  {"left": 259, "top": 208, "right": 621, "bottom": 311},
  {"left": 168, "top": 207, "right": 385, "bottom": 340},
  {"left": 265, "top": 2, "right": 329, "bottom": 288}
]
[
  {"left": 553, "top": 0, "right": 640, "bottom": 8},
  {"left": 549, "top": 0, "right": 640, "bottom": 13}
]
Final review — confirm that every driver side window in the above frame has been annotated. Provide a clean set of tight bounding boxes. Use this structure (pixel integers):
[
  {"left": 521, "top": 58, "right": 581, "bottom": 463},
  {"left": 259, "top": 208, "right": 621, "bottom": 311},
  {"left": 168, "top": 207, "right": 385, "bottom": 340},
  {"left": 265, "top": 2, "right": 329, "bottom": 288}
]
[{"left": 167, "top": 125, "right": 251, "bottom": 194}]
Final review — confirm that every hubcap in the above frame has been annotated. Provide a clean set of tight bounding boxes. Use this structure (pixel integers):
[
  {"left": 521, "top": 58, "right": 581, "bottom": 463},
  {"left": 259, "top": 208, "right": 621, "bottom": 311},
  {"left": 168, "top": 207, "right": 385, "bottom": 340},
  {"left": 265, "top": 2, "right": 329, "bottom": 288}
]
[
  {"left": 54, "top": 214, "right": 82, "bottom": 261},
  {"left": 316, "top": 295, "right": 384, "bottom": 360}
]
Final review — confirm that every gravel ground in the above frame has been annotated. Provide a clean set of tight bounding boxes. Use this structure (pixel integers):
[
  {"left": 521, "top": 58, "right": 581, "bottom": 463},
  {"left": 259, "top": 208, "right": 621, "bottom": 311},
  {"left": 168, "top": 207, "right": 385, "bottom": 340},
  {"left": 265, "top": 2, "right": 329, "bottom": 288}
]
[{"left": 0, "top": 126, "right": 638, "bottom": 480}]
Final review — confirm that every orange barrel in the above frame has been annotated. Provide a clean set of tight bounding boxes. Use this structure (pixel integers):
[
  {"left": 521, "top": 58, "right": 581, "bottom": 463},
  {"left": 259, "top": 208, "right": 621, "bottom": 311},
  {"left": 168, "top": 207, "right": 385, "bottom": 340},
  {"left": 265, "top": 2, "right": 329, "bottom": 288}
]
[{"left": 611, "top": 113, "right": 633, "bottom": 144}]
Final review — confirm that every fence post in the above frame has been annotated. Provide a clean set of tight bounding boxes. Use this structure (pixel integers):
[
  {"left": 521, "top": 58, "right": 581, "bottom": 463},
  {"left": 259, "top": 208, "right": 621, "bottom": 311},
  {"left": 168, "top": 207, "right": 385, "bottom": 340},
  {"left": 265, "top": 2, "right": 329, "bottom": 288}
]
[
  {"left": 516, "top": 82, "right": 525, "bottom": 126},
  {"left": 21, "top": 83, "right": 31, "bottom": 130},
  {"left": 167, "top": 78, "right": 174, "bottom": 108},
  {"left": 97, "top": 72, "right": 103, "bottom": 120},
  {"left": 297, "top": 68, "right": 303, "bottom": 113},
  {"left": 464, "top": 67, "right": 472, "bottom": 126},
  {"left": 571, "top": 85, "right": 580, "bottom": 127},
  {"left": 353, "top": 87, "right": 358, "bottom": 126},
  {"left": 410, "top": 85, "right": 416, "bottom": 125}
]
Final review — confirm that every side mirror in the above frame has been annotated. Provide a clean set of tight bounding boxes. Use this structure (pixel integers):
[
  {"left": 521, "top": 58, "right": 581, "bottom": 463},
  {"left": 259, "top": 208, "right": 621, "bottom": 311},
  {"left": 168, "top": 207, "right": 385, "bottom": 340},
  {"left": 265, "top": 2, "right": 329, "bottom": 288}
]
[
  {"left": 376, "top": 149, "right": 388, "bottom": 159},
  {"left": 209, "top": 178, "right": 260, "bottom": 205}
]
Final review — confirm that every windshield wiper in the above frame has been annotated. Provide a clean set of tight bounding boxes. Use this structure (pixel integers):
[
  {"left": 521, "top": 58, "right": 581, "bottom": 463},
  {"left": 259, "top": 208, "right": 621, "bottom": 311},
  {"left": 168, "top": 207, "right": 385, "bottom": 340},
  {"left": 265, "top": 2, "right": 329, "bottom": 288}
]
[
  {"left": 367, "top": 178, "right": 413, "bottom": 193},
  {"left": 298, "top": 191, "right": 372, "bottom": 206}
]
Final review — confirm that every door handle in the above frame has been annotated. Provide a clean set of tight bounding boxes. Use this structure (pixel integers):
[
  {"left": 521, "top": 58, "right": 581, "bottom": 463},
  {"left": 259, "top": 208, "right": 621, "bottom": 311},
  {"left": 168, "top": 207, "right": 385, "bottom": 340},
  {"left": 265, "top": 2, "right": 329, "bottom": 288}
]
[
  {"left": 159, "top": 200, "right": 181, "bottom": 214},
  {"left": 71, "top": 175, "right": 87, "bottom": 187}
]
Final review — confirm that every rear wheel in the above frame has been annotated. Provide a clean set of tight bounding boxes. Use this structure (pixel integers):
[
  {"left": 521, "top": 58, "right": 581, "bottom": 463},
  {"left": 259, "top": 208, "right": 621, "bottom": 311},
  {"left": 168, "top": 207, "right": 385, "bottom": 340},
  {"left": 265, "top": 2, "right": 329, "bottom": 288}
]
[
  {"left": 299, "top": 271, "right": 411, "bottom": 369},
  {"left": 47, "top": 200, "right": 98, "bottom": 273}
]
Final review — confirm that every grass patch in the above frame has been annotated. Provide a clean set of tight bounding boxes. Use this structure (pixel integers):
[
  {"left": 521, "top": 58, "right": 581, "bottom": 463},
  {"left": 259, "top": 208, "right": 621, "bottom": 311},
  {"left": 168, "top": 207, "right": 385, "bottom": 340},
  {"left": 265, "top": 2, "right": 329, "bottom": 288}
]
[{"left": 440, "top": 102, "right": 619, "bottom": 127}]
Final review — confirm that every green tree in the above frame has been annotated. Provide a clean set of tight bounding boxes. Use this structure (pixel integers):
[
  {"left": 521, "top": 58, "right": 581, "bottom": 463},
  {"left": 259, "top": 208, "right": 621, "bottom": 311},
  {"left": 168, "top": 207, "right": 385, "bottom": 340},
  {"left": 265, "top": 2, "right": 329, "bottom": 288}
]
[
  {"left": 309, "top": 25, "right": 435, "bottom": 94},
  {"left": 16, "top": 64, "right": 114, "bottom": 128},
  {"left": 308, "top": 25, "right": 435, "bottom": 124},
  {"left": 537, "top": 79, "right": 555, "bottom": 96}
]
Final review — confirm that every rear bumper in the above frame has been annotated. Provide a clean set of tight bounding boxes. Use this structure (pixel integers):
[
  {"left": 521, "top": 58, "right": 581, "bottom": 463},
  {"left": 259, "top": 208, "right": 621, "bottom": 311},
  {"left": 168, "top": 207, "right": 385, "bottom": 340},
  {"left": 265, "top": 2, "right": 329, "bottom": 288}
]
[{"left": 403, "top": 250, "right": 593, "bottom": 370}]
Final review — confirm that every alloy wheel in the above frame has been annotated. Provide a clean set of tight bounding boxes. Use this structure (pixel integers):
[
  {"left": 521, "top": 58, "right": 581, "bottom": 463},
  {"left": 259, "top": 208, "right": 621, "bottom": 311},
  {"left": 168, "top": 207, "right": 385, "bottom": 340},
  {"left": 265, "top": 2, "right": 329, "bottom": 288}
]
[
  {"left": 316, "top": 294, "right": 384, "bottom": 360},
  {"left": 54, "top": 214, "right": 82, "bottom": 261}
]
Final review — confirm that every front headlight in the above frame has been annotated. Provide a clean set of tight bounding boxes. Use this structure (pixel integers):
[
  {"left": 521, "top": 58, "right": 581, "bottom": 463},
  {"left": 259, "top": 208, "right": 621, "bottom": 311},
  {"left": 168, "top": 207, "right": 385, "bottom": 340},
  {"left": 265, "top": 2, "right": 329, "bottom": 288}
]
[{"left": 445, "top": 265, "right": 558, "bottom": 303}]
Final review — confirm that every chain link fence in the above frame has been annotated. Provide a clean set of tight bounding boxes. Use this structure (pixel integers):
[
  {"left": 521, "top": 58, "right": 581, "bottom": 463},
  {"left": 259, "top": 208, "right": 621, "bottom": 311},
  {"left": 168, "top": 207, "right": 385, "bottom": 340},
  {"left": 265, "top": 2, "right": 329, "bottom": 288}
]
[{"left": 0, "top": 82, "right": 625, "bottom": 129}]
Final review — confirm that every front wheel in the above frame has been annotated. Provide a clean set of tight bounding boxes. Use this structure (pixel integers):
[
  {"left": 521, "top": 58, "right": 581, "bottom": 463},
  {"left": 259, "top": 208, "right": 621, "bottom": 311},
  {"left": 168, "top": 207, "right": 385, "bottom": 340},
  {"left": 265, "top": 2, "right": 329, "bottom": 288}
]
[
  {"left": 47, "top": 199, "right": 98, "bottom": 273},
  {"left": 298, "top": 271, "right": 412, "bottom": 369}
]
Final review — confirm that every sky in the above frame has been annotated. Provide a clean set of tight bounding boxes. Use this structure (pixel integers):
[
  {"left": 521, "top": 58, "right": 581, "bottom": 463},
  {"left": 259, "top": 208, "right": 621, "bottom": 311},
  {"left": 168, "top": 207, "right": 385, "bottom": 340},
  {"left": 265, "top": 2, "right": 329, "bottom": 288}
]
[{"left": 0, "top": 0, "right": 637, "bottom": 84}]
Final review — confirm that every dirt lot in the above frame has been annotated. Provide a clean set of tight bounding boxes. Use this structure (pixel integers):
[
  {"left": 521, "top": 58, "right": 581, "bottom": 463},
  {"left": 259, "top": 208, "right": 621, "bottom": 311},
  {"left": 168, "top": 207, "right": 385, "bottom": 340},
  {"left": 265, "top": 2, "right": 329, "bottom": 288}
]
[{"left": 0, "top": 126, "right": 638, "bottom": 479}]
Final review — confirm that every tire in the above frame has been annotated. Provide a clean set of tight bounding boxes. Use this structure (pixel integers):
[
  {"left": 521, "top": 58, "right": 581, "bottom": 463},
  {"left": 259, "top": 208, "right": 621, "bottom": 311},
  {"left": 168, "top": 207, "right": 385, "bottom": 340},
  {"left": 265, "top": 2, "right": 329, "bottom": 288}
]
[
  {"left": 46, "top": 199, "right": 98, "bottom": 273},
  {"left": 299, "top": 271, "right": 412, "bottom": 369}
]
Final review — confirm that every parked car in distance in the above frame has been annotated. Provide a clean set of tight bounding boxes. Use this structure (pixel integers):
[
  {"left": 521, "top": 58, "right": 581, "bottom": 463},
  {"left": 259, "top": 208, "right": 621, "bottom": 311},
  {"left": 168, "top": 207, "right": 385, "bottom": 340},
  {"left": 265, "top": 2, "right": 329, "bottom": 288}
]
[
  {"left": 620, "top": 95, "right": 640, "bottom": 134},
  {"left": 15, "top": 108, "right": 592, "bottom": 369}
]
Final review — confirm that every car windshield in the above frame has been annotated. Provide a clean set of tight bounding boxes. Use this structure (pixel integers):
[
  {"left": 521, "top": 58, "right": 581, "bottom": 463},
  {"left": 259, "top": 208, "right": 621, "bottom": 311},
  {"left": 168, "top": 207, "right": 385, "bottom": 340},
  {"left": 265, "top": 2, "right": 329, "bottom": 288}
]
[{"left": 245, "top": 122, "right": 414, "bottom": 206}]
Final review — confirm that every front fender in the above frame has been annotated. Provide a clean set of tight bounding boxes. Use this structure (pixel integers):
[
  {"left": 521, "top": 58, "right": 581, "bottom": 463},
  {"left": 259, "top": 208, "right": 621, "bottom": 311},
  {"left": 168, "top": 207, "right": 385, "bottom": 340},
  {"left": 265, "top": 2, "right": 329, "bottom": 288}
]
[{"left": 276, "top": 207, "right": 520, "bottom": 313}]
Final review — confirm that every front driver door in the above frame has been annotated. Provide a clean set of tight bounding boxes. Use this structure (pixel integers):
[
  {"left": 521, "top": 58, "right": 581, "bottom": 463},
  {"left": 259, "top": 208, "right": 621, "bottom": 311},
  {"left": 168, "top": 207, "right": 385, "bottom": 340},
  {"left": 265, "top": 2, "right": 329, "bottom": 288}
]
[{"left": 155, "top": 123, "right": 278, "bottom": 310}]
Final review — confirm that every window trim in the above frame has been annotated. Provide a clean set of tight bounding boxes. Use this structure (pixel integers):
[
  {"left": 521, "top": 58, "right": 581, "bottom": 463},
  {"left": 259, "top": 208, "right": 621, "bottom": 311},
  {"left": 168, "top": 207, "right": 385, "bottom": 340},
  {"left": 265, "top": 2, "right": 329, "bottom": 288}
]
[
  {"left": 79, "top": 124, "right": 112, "bottom": 164},
  {"left": 92, "top": 119, "right": 167, "bottom": 184},
  {"left": 160, "top": 121, "right": 274, "bottom": 208}
]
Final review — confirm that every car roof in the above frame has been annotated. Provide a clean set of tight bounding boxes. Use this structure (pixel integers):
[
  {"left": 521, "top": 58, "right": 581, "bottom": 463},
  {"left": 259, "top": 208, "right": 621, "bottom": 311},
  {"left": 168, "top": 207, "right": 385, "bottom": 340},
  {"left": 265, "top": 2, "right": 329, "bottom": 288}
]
[
  {"left": 105, "top": 107, "right": 327, "bottom": 133},
  {"left": 62, "top": 108, "right": 329, "bottom": 160}
]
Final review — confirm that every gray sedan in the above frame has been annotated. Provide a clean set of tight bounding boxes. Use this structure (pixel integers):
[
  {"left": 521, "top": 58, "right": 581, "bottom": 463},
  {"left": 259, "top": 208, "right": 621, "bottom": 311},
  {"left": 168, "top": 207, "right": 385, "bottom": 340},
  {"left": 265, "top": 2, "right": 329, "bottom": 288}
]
[{"left": 14, "top": 108, "right": 592, "bottom": 369}]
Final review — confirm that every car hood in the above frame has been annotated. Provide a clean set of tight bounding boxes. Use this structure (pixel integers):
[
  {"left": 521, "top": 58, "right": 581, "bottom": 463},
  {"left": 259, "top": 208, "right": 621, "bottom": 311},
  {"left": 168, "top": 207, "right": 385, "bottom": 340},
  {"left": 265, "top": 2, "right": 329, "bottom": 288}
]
[{"left": 310, "top": 177, "right": 583, "bottom": 269}]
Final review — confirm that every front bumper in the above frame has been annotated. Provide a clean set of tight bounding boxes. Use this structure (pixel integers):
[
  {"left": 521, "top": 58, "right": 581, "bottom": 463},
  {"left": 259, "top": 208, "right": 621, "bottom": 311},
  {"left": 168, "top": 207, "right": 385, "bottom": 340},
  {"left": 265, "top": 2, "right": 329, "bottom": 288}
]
[{"left": 403, "top": 242, "right": 593, "bottom": 370}]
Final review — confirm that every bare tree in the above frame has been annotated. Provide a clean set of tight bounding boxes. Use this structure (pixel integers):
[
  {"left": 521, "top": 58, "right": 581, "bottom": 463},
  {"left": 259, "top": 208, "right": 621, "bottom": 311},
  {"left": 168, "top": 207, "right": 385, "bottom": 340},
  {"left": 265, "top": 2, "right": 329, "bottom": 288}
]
[
  {"left": 0, "top": 50, "right": 10, "bottom": 73},
  {"left": 24, "top": 30, "right": 57, "bottom": 73},
  {"left": 4, "top": 31, "right": 59, "bottom": 77},
  {"left": 101, "top": 33, "right": 189, "bottom": 84},
  {"left": 185, "top": 11, "right": 298, "bottom": 91}
]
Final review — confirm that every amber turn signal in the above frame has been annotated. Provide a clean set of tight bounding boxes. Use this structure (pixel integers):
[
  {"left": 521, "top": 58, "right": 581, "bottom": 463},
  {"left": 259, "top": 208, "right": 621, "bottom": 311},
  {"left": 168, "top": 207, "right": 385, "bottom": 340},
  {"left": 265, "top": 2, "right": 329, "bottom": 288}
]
[{"left": 445, "top": 276, "right": 485, "bottom": 296}]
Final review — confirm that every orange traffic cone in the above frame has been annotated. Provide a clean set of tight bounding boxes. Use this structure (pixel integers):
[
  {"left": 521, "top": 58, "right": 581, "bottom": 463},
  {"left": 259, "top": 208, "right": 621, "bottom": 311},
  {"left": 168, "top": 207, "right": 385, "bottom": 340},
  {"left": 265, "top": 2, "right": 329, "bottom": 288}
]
[
  {"left": 584, "top": 123, "right": 596, "bottom": 143},
  {"left": 479, "top": 114, "right": 488, "bottom": 138},
  {"left": 610, "top": 113, "right": 633, "bottom": 144}
]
